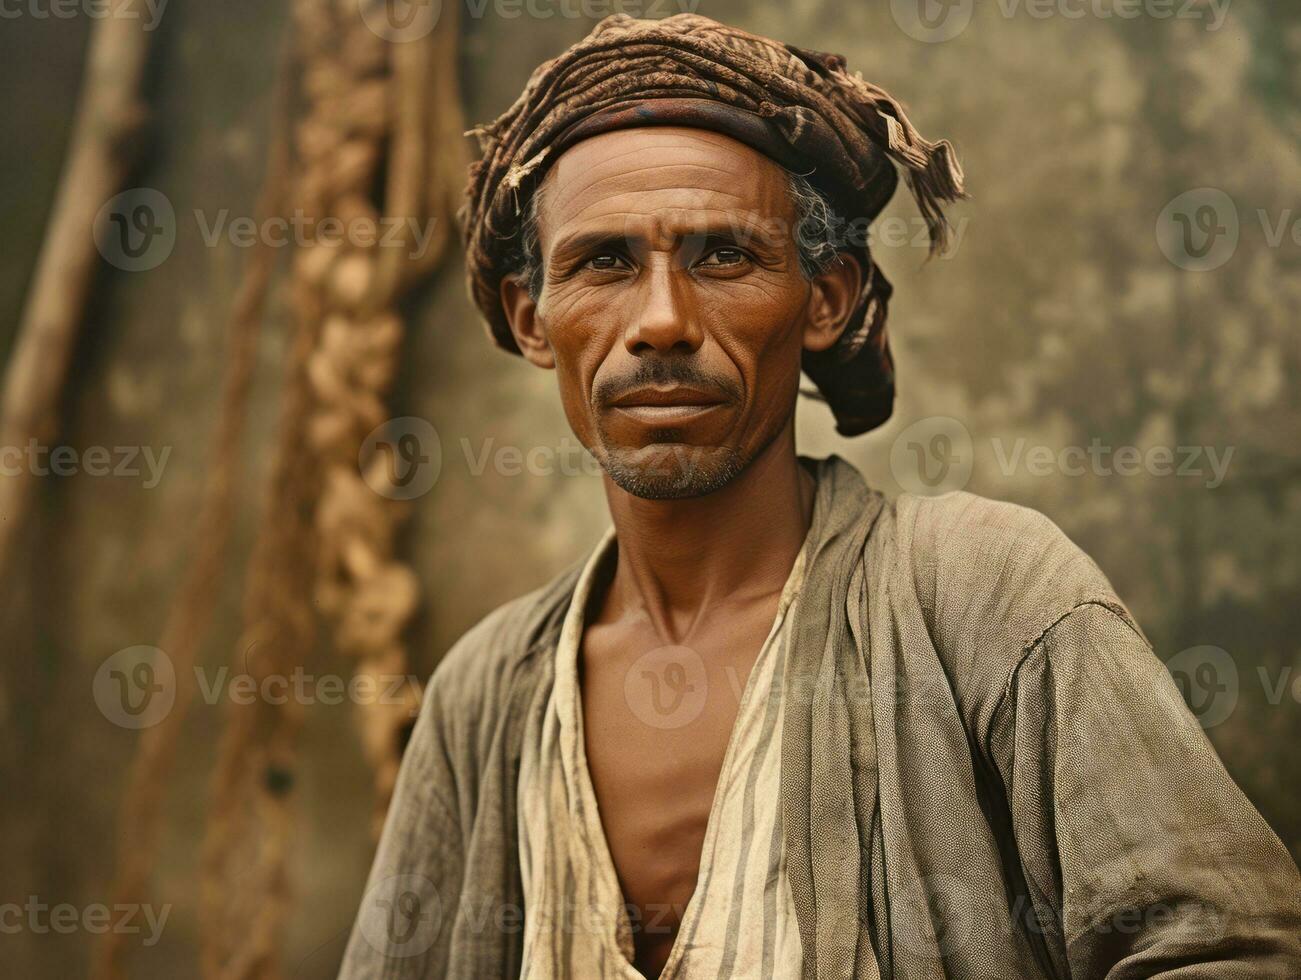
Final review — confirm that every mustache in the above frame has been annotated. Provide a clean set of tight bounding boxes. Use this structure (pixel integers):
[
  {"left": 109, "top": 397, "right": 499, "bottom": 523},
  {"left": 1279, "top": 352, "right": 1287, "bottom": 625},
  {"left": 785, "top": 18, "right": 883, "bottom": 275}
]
[{"left": 592, "top": 359, "right": 742, "bottom": 408}]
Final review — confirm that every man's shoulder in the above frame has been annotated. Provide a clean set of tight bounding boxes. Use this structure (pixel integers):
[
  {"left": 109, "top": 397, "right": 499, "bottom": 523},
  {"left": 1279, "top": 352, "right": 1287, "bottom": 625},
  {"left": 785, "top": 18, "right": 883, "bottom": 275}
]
[
  {"left": 875, "top": 489, "right": 1139, "bottom": 666},
  {"left": 891, "top": 489, "right": 1116, "bottom": 603}
]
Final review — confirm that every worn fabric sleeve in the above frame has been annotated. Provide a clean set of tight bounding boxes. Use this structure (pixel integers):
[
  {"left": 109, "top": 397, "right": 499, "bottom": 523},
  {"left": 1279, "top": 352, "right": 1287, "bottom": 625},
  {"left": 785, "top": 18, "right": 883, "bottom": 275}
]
[
  {"left": 1000, "top": 601, "right": 1301, "bottom": 979},
  {"left": 337, "top": 662, "right": 464, "bottom": 980}
]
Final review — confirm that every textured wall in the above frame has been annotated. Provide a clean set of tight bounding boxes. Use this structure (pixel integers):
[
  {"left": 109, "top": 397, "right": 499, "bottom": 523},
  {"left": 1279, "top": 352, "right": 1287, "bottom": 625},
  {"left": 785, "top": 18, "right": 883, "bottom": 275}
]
[{"left": 1, "top": 0, "right": 1297, "bottom": 976}]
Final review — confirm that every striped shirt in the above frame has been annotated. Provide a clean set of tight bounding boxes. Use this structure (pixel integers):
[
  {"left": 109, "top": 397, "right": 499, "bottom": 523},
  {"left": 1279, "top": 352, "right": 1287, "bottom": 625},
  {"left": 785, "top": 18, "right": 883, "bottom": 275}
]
[{"left": 517, "top": 527, "right": 808, "bottom": 979}]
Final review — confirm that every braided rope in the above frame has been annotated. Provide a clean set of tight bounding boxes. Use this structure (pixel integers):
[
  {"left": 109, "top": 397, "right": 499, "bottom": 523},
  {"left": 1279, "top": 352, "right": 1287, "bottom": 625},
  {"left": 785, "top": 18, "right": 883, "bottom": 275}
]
[{"left": 198, "top": 1, "right": 465, "bottom": 975}]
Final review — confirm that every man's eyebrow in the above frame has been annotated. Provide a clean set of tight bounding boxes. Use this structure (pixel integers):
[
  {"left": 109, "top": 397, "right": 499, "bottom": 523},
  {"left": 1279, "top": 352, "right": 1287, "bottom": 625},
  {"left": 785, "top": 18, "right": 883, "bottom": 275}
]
[
  {"left": 550, "top": 217, "right": 787, "bottom": 258},
  {"left": 548, "top": 228, "right": 641, "bottom": 259}
]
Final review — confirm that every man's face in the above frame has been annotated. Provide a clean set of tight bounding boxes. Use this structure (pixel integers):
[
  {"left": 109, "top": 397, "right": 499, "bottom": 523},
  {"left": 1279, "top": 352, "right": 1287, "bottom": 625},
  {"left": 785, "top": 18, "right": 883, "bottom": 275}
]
[{"left": 500, "top": 127, "right": 854, "bottom": 499}]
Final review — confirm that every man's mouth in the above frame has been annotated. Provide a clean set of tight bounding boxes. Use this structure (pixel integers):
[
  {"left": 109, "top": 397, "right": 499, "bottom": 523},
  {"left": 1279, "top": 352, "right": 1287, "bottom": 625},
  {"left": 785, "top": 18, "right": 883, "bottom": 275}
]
[{"left": 607, "top": 384, "right": 728, "bottom": 423}]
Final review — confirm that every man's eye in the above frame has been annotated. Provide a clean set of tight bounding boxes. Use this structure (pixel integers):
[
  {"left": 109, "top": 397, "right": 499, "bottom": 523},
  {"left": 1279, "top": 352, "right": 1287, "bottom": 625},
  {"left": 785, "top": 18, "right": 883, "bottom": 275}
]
[
  {"left": 588, "top": 254, "right": 625, "bottom": 271},
  {"left": 700, "top": 247, "right": 747, "bottom": 267}
]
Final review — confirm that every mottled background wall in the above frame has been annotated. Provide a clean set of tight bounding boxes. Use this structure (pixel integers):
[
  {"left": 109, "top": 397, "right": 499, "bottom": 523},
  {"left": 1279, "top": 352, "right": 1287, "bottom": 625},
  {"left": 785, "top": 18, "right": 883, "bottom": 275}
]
[{"left": 1, "top": 0, "right": 1297, "bottom": 976}]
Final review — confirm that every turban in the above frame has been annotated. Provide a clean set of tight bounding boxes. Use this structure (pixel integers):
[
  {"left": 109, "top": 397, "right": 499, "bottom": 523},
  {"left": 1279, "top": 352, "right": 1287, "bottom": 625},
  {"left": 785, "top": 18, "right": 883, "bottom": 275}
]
[{"left": 461, "top": 13, "right": 965, "bottom": 435}]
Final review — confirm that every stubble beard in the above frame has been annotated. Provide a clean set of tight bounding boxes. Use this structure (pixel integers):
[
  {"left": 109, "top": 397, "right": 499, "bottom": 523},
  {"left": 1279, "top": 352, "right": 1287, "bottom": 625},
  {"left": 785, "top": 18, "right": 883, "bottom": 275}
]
[
  {"left": 597, "top": 441, "right": 748, "bottom": 500},
  {"left": 593, "top": 405, "right": 796, "bottom": 499}
]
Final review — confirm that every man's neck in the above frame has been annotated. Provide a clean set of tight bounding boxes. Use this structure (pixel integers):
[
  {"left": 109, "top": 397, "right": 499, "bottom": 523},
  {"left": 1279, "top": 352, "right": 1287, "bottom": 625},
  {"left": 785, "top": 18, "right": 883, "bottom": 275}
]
[{"left": 599, "top": 423, "right": 815, "bottom": 645}]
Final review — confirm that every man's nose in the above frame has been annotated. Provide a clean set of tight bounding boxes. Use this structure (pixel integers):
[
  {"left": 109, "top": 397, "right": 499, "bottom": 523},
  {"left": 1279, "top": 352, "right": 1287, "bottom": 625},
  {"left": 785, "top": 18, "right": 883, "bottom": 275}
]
[{"left": 623, "top": 259, "right": 704, "bottom": 356}]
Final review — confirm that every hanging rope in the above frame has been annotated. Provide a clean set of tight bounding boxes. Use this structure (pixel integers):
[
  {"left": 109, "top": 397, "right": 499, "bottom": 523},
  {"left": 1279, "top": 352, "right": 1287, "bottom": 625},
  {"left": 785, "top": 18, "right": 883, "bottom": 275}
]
[
  {"left": 309, "top": 0, "right": 467, "bottom": 837},
  {"left": 91, "top": 32, "right": 295, "bottom": 980},
  {"left": 198, "top": 0, "right": 466, "bottom": 976}
]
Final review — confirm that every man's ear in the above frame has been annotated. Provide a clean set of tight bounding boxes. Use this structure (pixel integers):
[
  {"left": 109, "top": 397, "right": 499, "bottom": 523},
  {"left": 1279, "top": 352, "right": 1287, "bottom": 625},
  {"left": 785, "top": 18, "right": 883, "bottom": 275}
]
[
  {"left": 499, "top": 274, "right": 554, "bottom": 369},
  {"left": 802, "top": 253, "right": 863, "bottom": 354}
]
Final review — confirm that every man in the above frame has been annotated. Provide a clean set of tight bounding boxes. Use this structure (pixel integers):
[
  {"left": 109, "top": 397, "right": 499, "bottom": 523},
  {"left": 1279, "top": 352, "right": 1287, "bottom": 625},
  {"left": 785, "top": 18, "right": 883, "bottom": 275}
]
[{"left": 341, "top": 14, "right": 1301, "bottom": 980}]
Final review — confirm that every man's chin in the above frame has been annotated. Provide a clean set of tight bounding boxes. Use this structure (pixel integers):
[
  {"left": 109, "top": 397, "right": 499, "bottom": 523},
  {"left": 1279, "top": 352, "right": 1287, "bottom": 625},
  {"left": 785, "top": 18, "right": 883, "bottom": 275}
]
[{"left": 597, "top": 443, "right": 747, "bottom": 500}]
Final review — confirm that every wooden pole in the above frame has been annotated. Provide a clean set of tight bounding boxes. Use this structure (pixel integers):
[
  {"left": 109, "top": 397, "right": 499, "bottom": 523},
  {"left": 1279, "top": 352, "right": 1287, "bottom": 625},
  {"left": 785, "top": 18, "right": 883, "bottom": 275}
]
[{"left": 0, "top": 1, "right": 154, "bottom": 577}]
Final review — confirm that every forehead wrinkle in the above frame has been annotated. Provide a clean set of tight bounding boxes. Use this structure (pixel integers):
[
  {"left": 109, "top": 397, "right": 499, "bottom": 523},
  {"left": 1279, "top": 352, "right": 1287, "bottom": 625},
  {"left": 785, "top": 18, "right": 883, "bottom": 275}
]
[
  {"left": 545, "top": 179, "right": 792, "bottom": 244},
  {"left": 549, "top": 145, "right": 754, "bottom": 196},
  {"left": 569, "top": 153, "right": 768, "bottom": 184},
  {"left": 538, "top": 133, "right": 796, "bottom": 254},
  {"left": 557, "top": 127, "right": 774, "bottom": 169},
  {"left": 546, "top": 130, "right": 789, "bottom": 192},
  {"left": 558, "top": 188, "right": 759, "bottom": 229},
  {"left": 548, "top": 161, "right": 782, "bottom": 213}
]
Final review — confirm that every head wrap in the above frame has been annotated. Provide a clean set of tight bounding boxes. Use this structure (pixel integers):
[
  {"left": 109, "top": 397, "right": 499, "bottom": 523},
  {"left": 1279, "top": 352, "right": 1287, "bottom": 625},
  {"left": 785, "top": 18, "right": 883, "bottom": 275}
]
[{"left": 461, "top": 13, "right": 965, "bottom": 435}]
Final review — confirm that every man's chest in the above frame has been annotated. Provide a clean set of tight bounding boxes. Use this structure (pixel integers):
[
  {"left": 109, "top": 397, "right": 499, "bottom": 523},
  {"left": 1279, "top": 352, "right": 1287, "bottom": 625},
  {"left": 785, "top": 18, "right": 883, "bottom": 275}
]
[{"left": 578, "top": 613, "right": 782, "bottom": 973}]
